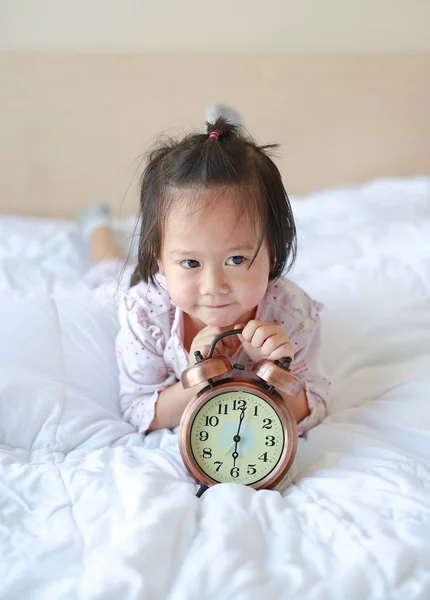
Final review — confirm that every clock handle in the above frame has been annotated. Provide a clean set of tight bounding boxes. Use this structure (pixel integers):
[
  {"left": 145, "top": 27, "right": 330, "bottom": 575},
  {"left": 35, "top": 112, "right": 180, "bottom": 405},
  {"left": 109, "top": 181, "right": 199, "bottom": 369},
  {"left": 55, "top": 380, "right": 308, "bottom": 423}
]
[
  {"left": 206, "top": 328, "right": 243, "bottom": 359},
  {"left": 275, "top": 357, "right": 293, "bottom": 370}
]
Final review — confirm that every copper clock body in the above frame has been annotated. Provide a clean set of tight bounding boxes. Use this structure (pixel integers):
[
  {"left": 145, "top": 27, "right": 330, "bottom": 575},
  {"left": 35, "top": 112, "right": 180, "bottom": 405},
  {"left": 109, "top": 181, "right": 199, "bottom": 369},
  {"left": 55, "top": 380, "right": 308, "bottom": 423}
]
[
  {"left": 179, "top": 377, "right": 298, "bottom": 491},
  {"left": 179, "top": 328, "right": 301, "bottom": 492}
]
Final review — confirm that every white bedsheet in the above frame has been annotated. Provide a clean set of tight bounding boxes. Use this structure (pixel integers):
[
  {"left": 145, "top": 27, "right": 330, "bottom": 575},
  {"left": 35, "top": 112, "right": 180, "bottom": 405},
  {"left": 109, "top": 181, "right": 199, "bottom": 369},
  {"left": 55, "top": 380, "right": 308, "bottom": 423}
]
[{"left": 1, "top": 177, "right": 430, "bottom": 600}]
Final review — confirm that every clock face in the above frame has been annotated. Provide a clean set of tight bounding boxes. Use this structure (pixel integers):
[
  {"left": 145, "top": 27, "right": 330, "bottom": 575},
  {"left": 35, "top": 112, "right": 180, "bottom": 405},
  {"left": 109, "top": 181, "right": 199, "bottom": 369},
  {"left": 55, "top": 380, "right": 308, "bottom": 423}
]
[{"left": 189, "top": 390, "right": 285, "bottom": 486}]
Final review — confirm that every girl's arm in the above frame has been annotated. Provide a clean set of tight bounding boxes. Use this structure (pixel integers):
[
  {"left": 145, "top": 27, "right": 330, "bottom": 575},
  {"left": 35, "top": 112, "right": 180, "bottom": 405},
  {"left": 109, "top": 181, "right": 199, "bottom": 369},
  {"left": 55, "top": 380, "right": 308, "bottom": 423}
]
[
  {"left": 289, "top": 319, "right": 330, "bottom": 436},
  {"left": 280, "top": 387, "right": 311, "bottom": 424},
  {"left": 149, "top": 366, "right": 312, "bottom": 430},
  {"left": 116, "top": 296, "right": 179, "bottom": 434},
  {"left": 147, "top": 380, "right": 205, "bottom": 432}
]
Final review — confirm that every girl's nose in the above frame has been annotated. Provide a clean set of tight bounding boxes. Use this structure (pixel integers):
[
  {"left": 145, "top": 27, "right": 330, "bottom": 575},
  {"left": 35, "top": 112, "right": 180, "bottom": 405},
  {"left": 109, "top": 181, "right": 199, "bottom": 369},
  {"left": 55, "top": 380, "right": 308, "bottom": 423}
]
[{"left": 200, "top": 267, "right": 230, "bottom": 296}]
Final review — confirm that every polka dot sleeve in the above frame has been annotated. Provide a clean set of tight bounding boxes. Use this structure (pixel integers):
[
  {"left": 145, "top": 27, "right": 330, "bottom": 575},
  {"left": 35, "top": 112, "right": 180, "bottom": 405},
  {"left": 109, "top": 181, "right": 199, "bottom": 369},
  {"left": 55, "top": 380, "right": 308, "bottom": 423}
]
[
  {"left": 116, "top": 295, "right": 176, "bottom": 435},
  {"left": 288, "top": 299, "right": 331, "bottom": 435}
]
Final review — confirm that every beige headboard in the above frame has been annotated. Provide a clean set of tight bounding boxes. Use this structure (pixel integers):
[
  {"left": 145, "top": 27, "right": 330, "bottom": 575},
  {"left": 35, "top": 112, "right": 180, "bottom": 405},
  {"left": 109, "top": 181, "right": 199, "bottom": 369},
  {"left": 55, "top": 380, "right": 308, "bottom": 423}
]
[{"left": 1, "top": 53, "right": 429, "bottom": 218}]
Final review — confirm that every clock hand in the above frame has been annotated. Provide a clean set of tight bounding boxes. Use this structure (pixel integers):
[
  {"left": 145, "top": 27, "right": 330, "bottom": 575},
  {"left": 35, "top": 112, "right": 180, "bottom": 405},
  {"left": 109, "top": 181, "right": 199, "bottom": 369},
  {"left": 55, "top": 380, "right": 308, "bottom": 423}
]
[
  {"left": 224, "top": 412, "right": 250, "bottom": 455},
  {"left": 232, "top": 407, "right": 246, "bottom": 467},
  {"left": 223, "top": 439, "right": 236, "bottom": 456}
]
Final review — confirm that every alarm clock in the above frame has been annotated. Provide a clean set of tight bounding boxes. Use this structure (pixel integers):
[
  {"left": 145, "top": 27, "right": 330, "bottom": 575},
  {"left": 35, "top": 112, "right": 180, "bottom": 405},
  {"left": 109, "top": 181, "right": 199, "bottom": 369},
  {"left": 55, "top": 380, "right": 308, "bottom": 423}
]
[{"left": 178, "top": 329, "right": 302, "bottom": 497}]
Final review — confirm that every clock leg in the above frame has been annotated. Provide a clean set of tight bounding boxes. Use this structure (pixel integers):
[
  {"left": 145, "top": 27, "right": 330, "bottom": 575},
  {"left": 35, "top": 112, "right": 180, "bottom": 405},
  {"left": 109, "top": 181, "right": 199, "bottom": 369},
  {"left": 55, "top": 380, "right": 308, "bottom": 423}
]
[{"left": 196, "top": 484, "right": 209, "bottom": 498}]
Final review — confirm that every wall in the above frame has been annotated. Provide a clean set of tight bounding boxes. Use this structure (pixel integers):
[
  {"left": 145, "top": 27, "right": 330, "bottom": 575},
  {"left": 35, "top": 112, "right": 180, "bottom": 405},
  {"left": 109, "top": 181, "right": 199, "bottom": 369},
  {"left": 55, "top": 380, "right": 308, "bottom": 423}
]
[
  {"left": 1, "top": 0, "right": 430, "bottom": 52},
  {"left": 1, "top": 1, "right": 429, "bottom": 217}
]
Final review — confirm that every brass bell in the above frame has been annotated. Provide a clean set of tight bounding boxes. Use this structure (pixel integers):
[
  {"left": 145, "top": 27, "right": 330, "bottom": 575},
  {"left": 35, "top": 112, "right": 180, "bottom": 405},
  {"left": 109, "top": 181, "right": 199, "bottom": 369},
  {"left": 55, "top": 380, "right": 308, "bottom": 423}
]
[
  {"left": 253, "top": 358, "right": 302, "bottom": 397},
  {"left": 181, "top": 355, "right": 233, "bottom": 389}
]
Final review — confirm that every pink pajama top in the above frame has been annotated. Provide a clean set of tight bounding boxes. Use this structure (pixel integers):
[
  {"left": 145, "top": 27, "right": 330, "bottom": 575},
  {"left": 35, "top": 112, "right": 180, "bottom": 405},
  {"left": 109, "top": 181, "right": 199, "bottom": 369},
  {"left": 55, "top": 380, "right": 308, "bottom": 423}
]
[{"left": 116, "top": 275, "right": 331, "bottom": 436}]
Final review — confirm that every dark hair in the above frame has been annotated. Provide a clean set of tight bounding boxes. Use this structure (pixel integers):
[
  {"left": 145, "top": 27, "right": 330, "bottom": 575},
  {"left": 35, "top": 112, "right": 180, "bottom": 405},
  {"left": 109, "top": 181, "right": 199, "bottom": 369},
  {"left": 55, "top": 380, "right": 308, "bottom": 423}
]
[{"left": 130, "top": 117, "right": 297, "bottom": 287}]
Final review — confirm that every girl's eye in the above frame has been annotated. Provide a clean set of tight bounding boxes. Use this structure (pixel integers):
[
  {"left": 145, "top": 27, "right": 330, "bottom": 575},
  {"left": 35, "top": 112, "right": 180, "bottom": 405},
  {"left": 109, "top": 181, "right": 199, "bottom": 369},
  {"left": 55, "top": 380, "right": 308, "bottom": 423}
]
[
  {"left": 226, "top": 256, "right": 246, "bottom": 266},
  {"left": 180, "top": 259, "right": 200, "bottom": 269}
]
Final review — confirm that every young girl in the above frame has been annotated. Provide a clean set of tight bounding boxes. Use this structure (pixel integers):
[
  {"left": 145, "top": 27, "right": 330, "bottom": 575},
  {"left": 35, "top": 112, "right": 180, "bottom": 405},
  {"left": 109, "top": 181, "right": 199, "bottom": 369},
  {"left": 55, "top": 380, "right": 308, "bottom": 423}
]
[{"left": 82, "top": 108, "right": 330, "bottom": 438}]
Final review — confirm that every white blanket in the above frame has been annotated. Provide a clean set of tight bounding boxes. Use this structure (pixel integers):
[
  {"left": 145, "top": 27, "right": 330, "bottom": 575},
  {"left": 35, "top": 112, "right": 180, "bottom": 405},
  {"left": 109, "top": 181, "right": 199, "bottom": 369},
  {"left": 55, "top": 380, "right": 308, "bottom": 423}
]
[{"left": 1, "top": 177, "right": 430, "bottom": 600}]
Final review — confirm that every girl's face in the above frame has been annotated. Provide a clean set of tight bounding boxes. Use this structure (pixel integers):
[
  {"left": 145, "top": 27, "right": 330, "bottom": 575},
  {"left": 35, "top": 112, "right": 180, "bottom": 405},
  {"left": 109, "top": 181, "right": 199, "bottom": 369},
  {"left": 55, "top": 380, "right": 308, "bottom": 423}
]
[{"left": 158, "top": 188, "right": 271, "bottom": 331}]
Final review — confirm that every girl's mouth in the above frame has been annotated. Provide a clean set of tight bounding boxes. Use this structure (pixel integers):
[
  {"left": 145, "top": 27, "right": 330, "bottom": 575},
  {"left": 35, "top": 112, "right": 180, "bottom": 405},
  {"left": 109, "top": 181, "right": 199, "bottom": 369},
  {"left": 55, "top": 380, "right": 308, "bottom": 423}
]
[{"left": 204, "top": 304, "right": 230, "bottom": 309}]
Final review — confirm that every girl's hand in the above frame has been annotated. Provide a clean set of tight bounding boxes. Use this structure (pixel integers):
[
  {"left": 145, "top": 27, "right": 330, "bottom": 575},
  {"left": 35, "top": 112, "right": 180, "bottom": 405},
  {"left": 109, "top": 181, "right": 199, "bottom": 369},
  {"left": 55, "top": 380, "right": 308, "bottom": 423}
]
[
  {"left": 234, "top": 320, "right": 294, "bottom": 364},
  {"left": 188, "top": 325, "right": 239, "bottom": 367}
]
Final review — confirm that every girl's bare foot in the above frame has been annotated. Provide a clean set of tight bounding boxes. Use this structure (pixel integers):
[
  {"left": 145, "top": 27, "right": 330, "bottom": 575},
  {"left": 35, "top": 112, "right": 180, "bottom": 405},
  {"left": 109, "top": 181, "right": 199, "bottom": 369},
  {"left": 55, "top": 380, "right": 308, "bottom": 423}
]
[
  {"left": 78, "top": 202, "right": 124, "bottom": 265},
  {"left": 89, "top": 226, "right": 124, "bottom": 265}
]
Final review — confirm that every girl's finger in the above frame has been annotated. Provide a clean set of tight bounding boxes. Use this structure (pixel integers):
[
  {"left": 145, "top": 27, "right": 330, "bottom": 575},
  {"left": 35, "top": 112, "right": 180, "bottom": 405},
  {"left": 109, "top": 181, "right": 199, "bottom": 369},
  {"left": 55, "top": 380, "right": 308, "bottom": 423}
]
[
  {"left": 260, "top": 333, "right": 285, "bottom": 356},
  {"left": 232, "top": 322, "right": 246, "bottom": 344},
  {"left": 249, "top": 324, "right": 279, "bottom": 348},
  {"left": 240, "top": 320, "right": 262, "bottom": 341},
  {"left": 269, "top": 341, "right": 295, "bottom": 362}
]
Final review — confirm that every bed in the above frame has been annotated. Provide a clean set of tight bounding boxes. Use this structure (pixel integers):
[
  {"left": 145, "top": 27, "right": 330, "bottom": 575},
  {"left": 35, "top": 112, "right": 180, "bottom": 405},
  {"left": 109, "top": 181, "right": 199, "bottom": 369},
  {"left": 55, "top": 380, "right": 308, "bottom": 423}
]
[{"left": 1, "top": 175, "right": 430, "bottom": 599}]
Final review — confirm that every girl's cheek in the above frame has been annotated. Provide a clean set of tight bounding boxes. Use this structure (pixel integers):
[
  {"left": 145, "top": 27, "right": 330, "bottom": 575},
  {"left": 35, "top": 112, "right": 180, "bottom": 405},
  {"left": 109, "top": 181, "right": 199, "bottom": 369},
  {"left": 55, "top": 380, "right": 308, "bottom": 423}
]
[{"left": 176, "top": 283, "right": 196, "bottom": 305}]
